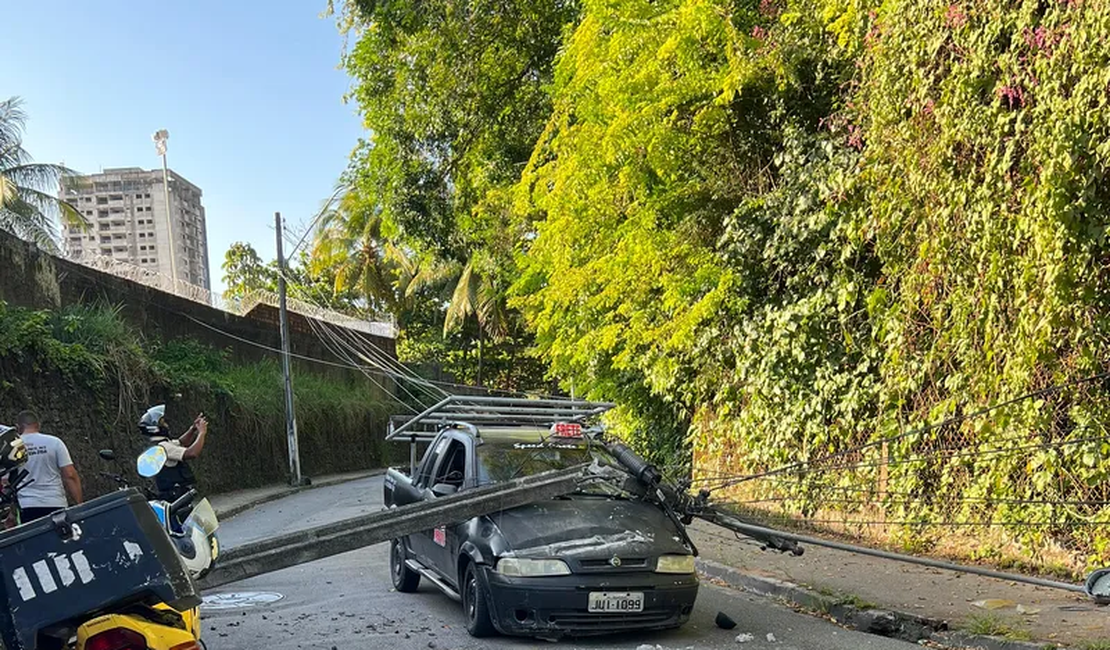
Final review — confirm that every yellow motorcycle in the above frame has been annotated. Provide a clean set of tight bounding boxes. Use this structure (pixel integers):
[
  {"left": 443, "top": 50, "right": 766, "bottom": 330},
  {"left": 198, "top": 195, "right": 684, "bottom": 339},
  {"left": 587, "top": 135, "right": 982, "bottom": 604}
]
[
  {"left": 0, "top": 429, "right": 201, "bottom": 650},
  {"left": 72, "top": 485, "right": 211, "bottom": 650},
  {"left": 74, "top": 604, "right": 201, "bottom": 650}
]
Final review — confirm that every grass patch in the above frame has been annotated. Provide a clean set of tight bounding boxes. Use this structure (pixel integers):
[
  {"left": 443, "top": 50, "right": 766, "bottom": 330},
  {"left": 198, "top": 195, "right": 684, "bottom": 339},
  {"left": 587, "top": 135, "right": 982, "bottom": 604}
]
[
  {"left": 810, "top": 585, "right": 878, "bottom": 611},
  {"left": 964, "top": 612, "right": 1032, "bottom": 641},
  {"left": 1077, "top": 641, "right": 1110, "bottom": 650}
]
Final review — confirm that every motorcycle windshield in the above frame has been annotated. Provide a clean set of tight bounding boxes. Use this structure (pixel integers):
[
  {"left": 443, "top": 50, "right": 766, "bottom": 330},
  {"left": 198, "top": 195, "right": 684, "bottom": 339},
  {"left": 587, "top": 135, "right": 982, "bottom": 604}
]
[{"left": 185, "top": 497, "right": 219, "bottom": 535}]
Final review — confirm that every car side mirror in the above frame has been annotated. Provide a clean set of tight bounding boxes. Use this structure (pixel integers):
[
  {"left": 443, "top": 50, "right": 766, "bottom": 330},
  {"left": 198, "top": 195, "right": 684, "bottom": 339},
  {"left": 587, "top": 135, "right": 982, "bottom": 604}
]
[
  {"left": 431, "top": 483, "right": 458, "bottom": 497},
  {"left": 98, "top": 449, "right": 116, "bottom": 461}
]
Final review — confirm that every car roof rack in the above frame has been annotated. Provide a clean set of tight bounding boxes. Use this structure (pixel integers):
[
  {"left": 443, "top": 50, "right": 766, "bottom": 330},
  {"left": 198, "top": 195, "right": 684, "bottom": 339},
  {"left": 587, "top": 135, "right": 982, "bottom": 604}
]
[{"left": 386, "top": 395, "right": 615, "bottom": 443}]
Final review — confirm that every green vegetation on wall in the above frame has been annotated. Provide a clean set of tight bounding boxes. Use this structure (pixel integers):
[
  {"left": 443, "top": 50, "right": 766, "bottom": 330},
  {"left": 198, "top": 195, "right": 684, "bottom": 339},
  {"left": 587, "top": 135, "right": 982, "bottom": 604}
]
[
  {"left": 333, "top": 0, "right": 1110, "bottom": 569},
  {"left": 0, "top": 300, "right": 397, "bottom": 496},
  {"left": 509, "top": 0, "right": 1110, "bottom": 570}
]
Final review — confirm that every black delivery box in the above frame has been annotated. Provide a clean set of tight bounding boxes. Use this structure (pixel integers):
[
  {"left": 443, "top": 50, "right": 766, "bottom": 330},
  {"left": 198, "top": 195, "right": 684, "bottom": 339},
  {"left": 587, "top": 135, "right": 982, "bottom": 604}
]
[{"left": 0, "top": 488, "right": 199, "bottom": 649}]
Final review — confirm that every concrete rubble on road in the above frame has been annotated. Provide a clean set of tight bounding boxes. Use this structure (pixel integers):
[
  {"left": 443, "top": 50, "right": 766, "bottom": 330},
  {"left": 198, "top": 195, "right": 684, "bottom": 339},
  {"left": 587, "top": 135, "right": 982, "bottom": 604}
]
[{"left": 692, "top": 520, "right": 1107, "bottom": 649}]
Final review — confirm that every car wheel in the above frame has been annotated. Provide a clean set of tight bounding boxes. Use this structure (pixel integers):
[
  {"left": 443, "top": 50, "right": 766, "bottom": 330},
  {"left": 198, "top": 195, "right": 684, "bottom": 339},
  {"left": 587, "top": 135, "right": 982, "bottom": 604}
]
[
  {"left": 462, "top": 562, "right": 497, "bottom": 637},
  {"left": 390, "top": 539, "right": 421, "bottom": 593}
]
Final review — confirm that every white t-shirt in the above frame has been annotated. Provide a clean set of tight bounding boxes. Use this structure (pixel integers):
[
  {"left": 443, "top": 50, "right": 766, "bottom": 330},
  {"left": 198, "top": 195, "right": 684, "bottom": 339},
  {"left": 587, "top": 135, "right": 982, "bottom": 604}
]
[{"left": 19, "top": 432, "right": 73, "bottom": 509}]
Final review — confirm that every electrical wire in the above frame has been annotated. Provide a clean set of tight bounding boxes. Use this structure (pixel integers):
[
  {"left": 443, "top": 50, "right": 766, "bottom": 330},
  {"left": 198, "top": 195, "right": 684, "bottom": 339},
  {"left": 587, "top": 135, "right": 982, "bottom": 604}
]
[
  {"left": 62, "top": 262, "right": 558, "bottom": 406},
  {"left": 180, "top": 312, "right": 420, "bottom": 414},
  {"left": 720, "top": 514, "right": 1110, "bottom": 528},
  {"left": 270, "top": 265, "right": 574, "bottom": 400},
  {"left": 323, "top": 318, "right": 448, "bottom": 402},
  {"left": 270, "top": 265, "right": 448, "bottom": 402},
  {"left": 306, "top": 316, "right": 426, "bottom": 412},
  {"left": 713, "top": 494, "right": 1110, "bottom": 508},
  {"left": 697, "top": 433, "right": 1110, "bottom": 493},
  {"left": 703, "top": 480, "right": 1110, "bottom": 507},
  {"left": 710, "top": 369, "right": 1110, "bottom": 491}
]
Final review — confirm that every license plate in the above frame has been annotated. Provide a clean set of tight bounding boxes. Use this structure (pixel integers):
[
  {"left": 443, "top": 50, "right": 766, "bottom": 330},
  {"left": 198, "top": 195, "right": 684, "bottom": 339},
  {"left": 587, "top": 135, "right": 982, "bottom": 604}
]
[{"left": 588, "top": 591, "right": 644, "bottom": 613}]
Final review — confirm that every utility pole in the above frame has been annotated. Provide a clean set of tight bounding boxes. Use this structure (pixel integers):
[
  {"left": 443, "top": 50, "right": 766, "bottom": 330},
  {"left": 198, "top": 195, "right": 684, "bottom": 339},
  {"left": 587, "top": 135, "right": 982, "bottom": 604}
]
[
  {"left": 152, "top": 130, "right": 178, "bottom": 291},
  {"left": 275, "top": 212, "right": 303, "bottom": 486}
]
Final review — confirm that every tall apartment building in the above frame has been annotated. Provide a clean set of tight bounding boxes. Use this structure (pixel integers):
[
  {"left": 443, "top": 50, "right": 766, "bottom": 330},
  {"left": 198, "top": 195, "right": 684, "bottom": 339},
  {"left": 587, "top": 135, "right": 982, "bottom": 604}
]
[{"left": 62, "top": 167, "right": 211, "bottom": 289}]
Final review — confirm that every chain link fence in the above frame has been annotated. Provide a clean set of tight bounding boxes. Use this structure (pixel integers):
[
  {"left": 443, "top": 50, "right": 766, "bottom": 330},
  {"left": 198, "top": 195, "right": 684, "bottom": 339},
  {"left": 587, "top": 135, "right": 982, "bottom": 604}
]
[{"left": 693, "top": 374, "right": 1110, "bottom": 578}]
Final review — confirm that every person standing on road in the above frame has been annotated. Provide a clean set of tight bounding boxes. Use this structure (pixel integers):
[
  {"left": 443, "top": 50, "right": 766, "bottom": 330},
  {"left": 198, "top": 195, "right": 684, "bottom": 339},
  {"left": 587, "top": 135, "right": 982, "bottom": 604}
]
[
  {"left": 138, "top": 405, "right": 209, "bottom": 501},
  {"left": 16, "top": 410, "right": 83, "bottom": 523}
]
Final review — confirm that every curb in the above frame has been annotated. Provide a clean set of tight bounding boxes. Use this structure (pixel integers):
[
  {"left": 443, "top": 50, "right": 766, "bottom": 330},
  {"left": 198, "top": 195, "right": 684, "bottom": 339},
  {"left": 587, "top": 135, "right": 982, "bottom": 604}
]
[
  {"left": 934, "top": 630, "right": 1059, "bottom": 650},
  {"left": 212, "top": 469, "right": 385, "bottom": 521},
  {"left": 696, "top": 559, "right": 1059, "bottom": 650}
]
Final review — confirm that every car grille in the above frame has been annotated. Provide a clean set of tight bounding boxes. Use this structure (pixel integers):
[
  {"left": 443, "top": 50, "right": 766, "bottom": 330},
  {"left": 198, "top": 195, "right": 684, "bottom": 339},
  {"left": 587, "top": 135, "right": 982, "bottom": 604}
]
[
  {"left": 547, "top": 609, "right": 676, "bottom": 630},
  {"left": 578, "top": 557, "right": 648, "bottom": 570}
]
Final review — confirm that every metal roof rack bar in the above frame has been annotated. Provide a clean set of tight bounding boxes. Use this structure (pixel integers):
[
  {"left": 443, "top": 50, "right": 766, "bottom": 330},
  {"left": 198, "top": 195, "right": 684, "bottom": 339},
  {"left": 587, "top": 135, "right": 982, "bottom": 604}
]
[{"left": 386, "top": 395, "right": 614, "bottom": 442}]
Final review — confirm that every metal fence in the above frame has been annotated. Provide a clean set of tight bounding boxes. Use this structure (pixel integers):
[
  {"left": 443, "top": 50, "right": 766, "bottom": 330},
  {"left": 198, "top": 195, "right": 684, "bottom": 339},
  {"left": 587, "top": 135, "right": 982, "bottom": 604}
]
[
  {"left": 694, "top": 373, "right": 1110, "bottom": 577},
  {"left": 69, "top": 252, "right": 396, "bottom": 338}
]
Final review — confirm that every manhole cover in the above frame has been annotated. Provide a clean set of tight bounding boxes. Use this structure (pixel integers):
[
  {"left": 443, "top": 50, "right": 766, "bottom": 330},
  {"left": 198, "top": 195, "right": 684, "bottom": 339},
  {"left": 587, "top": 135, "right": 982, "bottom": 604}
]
[{"left": 201, "top": 592, "right": 285, "bottom": 611}]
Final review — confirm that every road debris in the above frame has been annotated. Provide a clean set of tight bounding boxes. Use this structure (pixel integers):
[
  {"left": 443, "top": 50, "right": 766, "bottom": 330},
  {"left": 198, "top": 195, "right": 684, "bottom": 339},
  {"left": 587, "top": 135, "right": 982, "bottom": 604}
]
[
  {"left": 735, "top": 632, "right": 755, "bottom": 643},
  {"left": 716, "top": 611, "right": 738, "bottom": 629}
]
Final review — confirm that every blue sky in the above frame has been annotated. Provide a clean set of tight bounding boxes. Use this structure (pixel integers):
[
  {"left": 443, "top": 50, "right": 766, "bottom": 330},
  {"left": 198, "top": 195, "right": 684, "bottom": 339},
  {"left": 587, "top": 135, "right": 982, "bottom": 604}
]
[{"left": 2, "top": 1, "right": 363, "bottom": 292}]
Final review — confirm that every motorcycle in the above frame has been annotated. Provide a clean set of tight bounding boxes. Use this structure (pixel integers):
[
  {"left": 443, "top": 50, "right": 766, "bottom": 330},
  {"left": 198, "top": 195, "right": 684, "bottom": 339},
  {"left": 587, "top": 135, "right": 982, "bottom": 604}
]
[
  {"left": 0, "top": 426, "right": 200, "bottom": 650},
  {"left": 98, "top": 446, "right": 220, "bottom": 579},
  {"left": 72, "top": 486, "right": 205, "bottom": 650}
]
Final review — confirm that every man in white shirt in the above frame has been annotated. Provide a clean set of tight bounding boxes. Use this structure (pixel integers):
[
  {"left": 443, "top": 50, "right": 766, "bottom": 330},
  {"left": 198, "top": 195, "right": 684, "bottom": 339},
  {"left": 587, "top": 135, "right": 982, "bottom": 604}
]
[{"left": 16, "top": 411, "right": 82, "bottom": 523}]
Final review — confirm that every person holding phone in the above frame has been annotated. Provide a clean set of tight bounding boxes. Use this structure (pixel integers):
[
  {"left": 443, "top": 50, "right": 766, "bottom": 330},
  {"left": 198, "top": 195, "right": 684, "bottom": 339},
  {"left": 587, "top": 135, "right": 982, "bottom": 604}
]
[{"left": 138, "top": 405, "right": 208, "bottom": 501}]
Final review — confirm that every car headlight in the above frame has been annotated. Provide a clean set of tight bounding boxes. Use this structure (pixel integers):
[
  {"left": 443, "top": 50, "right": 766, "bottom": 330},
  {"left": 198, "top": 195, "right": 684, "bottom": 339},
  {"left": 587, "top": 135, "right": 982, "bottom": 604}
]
[
  {"left": 655, "top": 554, "right": 696, "bottom": 574},
  {"left": 495, "top": 558, "right": 571, "bottom": 577}
]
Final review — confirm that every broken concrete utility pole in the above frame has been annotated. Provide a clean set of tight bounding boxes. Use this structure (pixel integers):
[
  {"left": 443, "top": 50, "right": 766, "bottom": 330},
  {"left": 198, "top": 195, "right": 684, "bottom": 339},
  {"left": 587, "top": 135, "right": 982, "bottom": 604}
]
[{"left": 198, "top": 465, "right": 587, "bottom": 589}]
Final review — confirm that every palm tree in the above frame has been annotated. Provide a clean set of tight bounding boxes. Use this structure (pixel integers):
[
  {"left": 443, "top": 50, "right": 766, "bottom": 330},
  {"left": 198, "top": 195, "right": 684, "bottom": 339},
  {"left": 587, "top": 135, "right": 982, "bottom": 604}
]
[
  {"left": 0, "top": 97, "right": 84, "bottom": 250},
  {"left": 443, "top": 257, "right": 511, "bottom": 386},
  {"left": 311, "top": 188, "right": 398, "bottom": 313},
  {"left": 310, "top": 185, "right": 511, "bottom": 385}
]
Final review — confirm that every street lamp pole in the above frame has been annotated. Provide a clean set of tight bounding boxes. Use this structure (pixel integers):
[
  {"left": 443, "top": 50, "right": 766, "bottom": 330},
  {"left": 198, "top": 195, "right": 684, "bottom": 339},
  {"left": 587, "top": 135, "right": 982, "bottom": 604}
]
[{"left": 152, "top": 129, "right": 178, "bottom": 291}]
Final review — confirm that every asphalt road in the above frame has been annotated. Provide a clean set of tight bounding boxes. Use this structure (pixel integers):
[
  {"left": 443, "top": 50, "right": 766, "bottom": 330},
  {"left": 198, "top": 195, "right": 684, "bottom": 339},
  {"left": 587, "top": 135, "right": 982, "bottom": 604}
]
[{"left": 203, "top": 476, "right": 922, "bottom": 650}]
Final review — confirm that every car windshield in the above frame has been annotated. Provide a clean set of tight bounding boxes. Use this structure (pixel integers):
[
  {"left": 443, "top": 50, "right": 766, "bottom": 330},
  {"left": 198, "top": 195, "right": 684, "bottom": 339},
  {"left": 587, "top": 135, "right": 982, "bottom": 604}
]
[{"left": 476, "top": 432, "right": 607, "bottom": 484}]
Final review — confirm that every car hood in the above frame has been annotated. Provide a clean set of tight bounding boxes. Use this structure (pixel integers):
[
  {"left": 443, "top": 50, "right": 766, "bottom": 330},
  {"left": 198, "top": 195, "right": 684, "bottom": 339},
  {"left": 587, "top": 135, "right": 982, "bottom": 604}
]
[{"left": 489, "top": 496, "right": 691, "bottom": 559}]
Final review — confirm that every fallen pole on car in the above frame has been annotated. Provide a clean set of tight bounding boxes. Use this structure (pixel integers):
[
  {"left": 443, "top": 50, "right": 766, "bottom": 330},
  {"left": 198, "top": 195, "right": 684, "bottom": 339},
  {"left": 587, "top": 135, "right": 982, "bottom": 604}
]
[{"left": 198, "top": 464, "right": 587, "bottom": 590}]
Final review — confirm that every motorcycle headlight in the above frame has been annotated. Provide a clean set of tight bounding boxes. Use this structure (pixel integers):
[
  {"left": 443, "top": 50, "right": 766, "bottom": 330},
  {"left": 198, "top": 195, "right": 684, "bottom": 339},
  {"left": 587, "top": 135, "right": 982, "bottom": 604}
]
[
  {"left": 496, "top": 558, "right": 571, "bottom": 577},
  {"left": 655, "top": 554, "right": 696, "bottom": 574}
]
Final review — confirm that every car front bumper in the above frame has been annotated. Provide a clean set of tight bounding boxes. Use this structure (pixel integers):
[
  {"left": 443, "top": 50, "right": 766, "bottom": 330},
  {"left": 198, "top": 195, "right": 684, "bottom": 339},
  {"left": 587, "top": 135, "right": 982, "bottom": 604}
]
[{"left": 482, "top": 567, "right": 698, "bottom": 638}]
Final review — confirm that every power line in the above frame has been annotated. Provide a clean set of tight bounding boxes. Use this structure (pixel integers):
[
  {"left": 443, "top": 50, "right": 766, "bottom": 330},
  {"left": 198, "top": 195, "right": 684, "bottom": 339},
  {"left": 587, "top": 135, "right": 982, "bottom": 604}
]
[
  {"left": 62, "top": 262, "right": 554, "bottom": 402},
  {"left": 713, "top": 370, "right": 1110, "bottom": 490},
  {"left": 305, "top": 316, "right": 427, "bottom": 412},
  {"left": 714, "top": 494, "right": 1110, "bottom": 508},
  {"left": 697, "top": 433, "right": 1110, "bottom": 492},
  {"left": 721, "top": 512, "right": 1110, "bottom": 528},
  {"left": 269, "top": 265, "right": 572, "bottom": 400},
  {"left": 325, "top": 319, "right": 449, "bottom": 402},
  {"left": 287, "top": 184, "right": 347, "bottom": 260},
  {"left": 269, "top": 265, "right": 448, "bottom": 403},
  {"left": 180, "top": 312, "right": 421, "bottom": 415}
]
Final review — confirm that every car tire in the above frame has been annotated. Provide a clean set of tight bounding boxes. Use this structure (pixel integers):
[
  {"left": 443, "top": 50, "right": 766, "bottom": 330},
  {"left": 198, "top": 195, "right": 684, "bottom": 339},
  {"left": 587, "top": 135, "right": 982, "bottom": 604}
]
[
  {"left": 390, "top": 539, "right": 421, "bottom": 593},
  {"left": 462, "top": 562, "right": 497, "bottom": 638}
]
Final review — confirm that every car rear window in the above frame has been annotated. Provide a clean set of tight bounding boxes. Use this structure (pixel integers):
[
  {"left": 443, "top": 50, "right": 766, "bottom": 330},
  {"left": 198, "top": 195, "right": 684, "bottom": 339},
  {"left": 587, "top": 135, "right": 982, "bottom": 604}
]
[{"left": 476, "top": 435, "right": 603, "bottom": 484}]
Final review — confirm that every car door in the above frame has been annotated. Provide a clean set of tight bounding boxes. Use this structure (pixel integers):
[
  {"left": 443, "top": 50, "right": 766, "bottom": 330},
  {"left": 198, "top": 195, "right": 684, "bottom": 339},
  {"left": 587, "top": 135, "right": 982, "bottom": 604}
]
[
  {"left": 425, "top": 435, "right": 469, "bottom": 582},
  {"left": 409, "top": 434, "right": 449, "bottom": 565}
]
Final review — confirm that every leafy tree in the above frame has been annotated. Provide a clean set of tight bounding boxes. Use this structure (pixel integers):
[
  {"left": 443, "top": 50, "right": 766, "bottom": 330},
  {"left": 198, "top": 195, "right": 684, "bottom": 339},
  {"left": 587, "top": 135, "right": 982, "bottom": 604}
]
[
  {"left": 334, "top": 0, "right": 578, "bottom": 260},
  {"left": 222, "top": 242, "right": 274, "bottom": 301},
  {"left": 310, "top": 188, "right": 412, "bottom": 315},
  {"left": 221, "top": 241, "right": 362, "bottom": 316},
  {"left": 0, "top": 97, "right": 84, "bottom": 250}
]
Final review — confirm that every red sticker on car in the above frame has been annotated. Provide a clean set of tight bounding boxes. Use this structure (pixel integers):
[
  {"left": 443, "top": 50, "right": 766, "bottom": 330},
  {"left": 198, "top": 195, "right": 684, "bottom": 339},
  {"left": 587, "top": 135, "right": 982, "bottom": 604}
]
[{"left": 433, "top": 526, "right": 446, "bottom": 547}]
